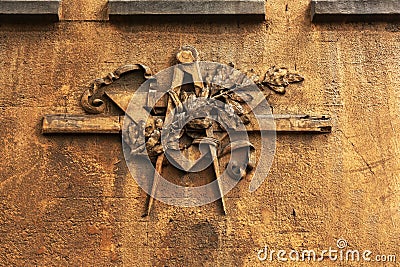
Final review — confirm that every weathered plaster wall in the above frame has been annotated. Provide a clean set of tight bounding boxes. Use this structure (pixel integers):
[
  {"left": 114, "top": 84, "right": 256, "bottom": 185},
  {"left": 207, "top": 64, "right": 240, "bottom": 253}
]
[{"left": 0, "top": 0, "right": 399, "bottom": 266}]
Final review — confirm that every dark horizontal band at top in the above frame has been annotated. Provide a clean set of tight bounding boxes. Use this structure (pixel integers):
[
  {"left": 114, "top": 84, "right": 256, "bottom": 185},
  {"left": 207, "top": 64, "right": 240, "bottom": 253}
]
[
  {"left": 0, "top": 0, "right": 60, "bottom": 15},
  {"left": 311, "top": 0, "right": 400, "bottom": 22},
  {"left": 108, "top": 0, "right": 265, "bottom": 16}
]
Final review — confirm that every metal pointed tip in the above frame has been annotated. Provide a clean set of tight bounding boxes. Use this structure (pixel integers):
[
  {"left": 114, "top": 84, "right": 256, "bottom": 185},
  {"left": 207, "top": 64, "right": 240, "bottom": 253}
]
[{"left": 249, "top": 182, "right": 259, "bottom": 193}]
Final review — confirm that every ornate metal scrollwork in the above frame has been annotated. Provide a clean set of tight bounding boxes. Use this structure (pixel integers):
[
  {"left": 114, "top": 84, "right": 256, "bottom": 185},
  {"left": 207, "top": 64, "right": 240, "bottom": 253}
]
[{"left": 80, "top": 64, "right": 153, "bottom": 114}]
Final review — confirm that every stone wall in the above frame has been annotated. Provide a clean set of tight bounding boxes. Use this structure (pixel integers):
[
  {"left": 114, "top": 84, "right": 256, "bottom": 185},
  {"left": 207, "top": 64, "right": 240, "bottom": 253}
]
[{"left": 0, "top": 0, "right": 399, "bottom": 265}]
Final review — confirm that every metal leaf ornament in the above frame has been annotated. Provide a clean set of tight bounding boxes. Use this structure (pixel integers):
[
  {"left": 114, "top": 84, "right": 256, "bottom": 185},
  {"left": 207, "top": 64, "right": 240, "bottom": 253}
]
[{"left": 262, "top": 66, "right": 304, "bottom": 94}]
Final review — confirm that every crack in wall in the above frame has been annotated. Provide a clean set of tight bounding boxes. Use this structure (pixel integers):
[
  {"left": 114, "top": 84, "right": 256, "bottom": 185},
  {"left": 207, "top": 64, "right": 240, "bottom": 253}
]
[{"left": 338, "top": 129, "right": 375, "bottom": 175}]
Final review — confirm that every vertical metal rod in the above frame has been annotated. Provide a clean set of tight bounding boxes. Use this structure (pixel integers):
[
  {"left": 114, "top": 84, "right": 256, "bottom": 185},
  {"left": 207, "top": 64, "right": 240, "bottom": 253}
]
[
  {"left": 145, "top": 153, "right": 164, "bottom": 217},
  {"left": 145, "top": 94, "right": 175, "bottom": 216},
  {"left": 206, "top": 127, "right": 227, "bottom": 215}
]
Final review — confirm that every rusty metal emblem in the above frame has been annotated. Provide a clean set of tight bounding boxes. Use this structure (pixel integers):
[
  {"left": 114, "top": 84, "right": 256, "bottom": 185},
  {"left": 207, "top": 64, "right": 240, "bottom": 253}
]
[
  {"left": 42, "top": 46, "right": 332, "bottom": 216},
  {"left": 122, "top": 46, "right": 276, "bottom": 215}
]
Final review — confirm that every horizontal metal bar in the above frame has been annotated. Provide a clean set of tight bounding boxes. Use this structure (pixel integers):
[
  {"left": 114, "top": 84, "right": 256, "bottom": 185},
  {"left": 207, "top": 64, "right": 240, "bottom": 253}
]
[
  {"left": 42, "top": 114, "right": 332, "bottom": 134},
  {"left": 42, "top": 115, "right": 122, "bottom": 134}
]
